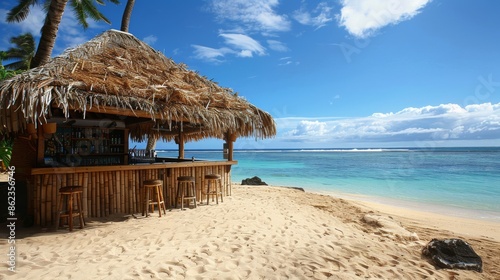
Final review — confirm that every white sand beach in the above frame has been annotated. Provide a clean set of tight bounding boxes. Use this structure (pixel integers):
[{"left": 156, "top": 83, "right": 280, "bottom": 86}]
[{"left": 2, "top": 184, "right": 500, "bottom": 279}]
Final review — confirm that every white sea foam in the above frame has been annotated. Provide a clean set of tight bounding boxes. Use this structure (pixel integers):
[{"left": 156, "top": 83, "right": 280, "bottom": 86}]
[{"left": 299, "top": 148, "right": 410, "bottom": 152}]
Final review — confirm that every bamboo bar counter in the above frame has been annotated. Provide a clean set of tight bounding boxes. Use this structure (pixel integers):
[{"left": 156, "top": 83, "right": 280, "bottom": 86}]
[{"left": 31, "top": 160, "right": 236, "bottom": 227}]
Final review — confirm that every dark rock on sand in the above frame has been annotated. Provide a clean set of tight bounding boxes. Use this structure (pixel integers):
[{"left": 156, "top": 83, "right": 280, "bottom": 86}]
[
  {"left": 241, "top": 176, "right": 268, "bottom": 185},
  {"left": 422, "top": 238, "right": 482, "bottom": 272}
]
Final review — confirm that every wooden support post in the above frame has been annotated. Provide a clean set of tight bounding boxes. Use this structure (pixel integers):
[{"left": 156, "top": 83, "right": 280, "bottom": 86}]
[
  {"left": 225, "top": 133, "right": 237, "bottom": 161},
  {"left": 37, "top": 125, "right": 45, "bottom": 166},
  {"left": 176, "top": 133, "right": 185, "bottom": 159},
  {"left": 227, "top": 139, "right": 234, "bottom": 161}
]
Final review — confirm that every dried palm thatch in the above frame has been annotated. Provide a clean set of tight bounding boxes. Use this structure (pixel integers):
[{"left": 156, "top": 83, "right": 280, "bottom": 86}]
[{"left": 0, "top": 29, "right": 276, "bottom": 142}]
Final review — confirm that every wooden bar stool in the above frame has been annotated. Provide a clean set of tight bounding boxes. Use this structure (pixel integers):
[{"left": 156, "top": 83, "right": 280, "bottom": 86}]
[
  {"left": 203, "top": 174, "right": 223, "bottom": 205},
  {"left": 56, "top": 186, "right": 85, "bottom": 231},
  {"left": 175, "top": 176, "right": 197, "bottom": 210},
  {"left": 142, "top": 179, "right": 167, "bottom": 217}
]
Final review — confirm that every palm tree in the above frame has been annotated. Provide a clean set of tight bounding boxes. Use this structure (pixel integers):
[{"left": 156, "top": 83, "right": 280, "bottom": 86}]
[
  {"left": 0, "top": 139, "right": 13, "bottom": 169},
  {"left": 118, "top": 0, "right": 158, "bottom": 154},
  {"left": 6, "top": 0, "right": 120, "bottom": 68},
  {"left": 120, "top": 0, "right": 135, "bottom": 32},
  {"left": 0, "top": 51, "right": 7, "bottom": 64},
  {"left": 3, "top": 33, "right": 35, "bottom": 70},
  {"left": 0, "top": 60, "right": 16, "bottom": 169}
]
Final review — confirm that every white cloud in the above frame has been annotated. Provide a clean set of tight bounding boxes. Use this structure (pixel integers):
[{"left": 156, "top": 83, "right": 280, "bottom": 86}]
[
  {"left": 57, "top": 34, "right": 88, "bottom": 51},
  {"left": 56, "top": 11, "right": 95, "bottom": 51},
  {"left": 293, "top": 2, "right": 334, "bottom": 30},
  {"left": 209, "top": 0, "right": 291, "bottom": 33},
  {"left": 192, "top": 45, "right": 234, "bottom": 63},
  {"left": 199, "top": 0, "right": 335, "bottom": 62},
  {"left": 219, "top": 33, "right": 266, "bottom": 57},
  {"left": 193, "top": 35, "right": 264, "bottom": 62},
  {"left": 143, "top": 35, "right": 158, "bottom": 46},
  {"left": 338, "top": 0, "right": 431, "bottom": 38},
  {"left": 0, "top": 6, "right": 45, "bottom": 35},
  {"left": 277, "top": 56, "right": 299, "bottom": 66},
  {"left": 267, "top": 39, "right": 288, "bottom": 52},
  {"left": 279, "top": 103, "right": 500, "bottom": 144},
  {"left": 291, "top": 120, "right": 328, "bottom": 137}
]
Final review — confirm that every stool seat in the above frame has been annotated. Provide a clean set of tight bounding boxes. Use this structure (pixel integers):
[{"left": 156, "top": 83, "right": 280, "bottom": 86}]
[
  {"left": 56, "top": 185, "right": 85, "bottom": 231},
  {"left": 144, "top": 179, "right": 163, "bottom": 186},
  {"left": 142, "top": 179, "right": 167, "bottom": 217},
  {"left": 177, "top": 176, "right": 195, "bottom": 182},
  {"left": 175, "top": 176, "right": 197, "bottom": 210},
  {"left": 204, "top": 174, "right": 221, "bottom": 180}
]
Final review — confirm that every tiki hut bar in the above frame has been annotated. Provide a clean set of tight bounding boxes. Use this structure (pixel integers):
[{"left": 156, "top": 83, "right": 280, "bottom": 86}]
[{"left": 0, "top": 30, "right": 276, "bottom": 228}]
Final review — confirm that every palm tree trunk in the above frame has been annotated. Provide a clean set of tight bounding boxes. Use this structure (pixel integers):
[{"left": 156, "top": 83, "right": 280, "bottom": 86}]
[
  {"left": 31, "top": 0, "right": 68, "bottom": 68},
  {"left": 120, "top": 0, "right": 136, "bottom": 32}
]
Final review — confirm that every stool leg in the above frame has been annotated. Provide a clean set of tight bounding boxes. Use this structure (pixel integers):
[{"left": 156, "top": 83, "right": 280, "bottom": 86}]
[
  {"left": 141, "top": 187, "right": 145, "bottom": 216},
  {"left": 219, "top": 180, "right": 223, "bottom": 203},
  {"left": 215, "top": 180, "right": 219, "bottom": 204},
  {"left": 76, "top": 193, "right": 84, "bottom": 229},
  {"left": 220, "top": 180, "right": 224, "bottom": 202},
  {"left": 55, "top": 194, "right": 64, "bottom": 230},
  {"left": 192, "top": 182, "right": 197, "bottom": 208},
  {"left": 175, "top": 182, "right": 180, "bottom": 209},
  {"left": 145, "top": 187, "right": 150, "bottom": 217},
  {"left": 68, "top": 194, "right": 74, "bottom": 232},
  {"left": 186, "top": 183, "right": 190, "bottom": 208},
  {"left": 206, "top": 180, "right": 211, "bottom": 205},
  {"left": 159, "top": 186, "right": 166, "bottom": 214},
  {"left": 181, "top": 183, "right": 185, "bottom": 210},
  {"left": 150, "top": 189, "right": 155, "bottom": 214},
  {"left": 155, "top": 186, "right": 162, "bottom": 217}
]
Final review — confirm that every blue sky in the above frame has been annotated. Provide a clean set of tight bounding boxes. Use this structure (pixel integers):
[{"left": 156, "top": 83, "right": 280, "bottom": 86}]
[{"left": 1, "top": 0, "right": 500, "bottom": 149}]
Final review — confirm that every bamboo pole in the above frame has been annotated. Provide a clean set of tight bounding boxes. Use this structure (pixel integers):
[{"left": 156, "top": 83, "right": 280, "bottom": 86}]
[
  {"left": 126, "top": 170, "right": 131, "bottom": 213},
  {"left": 110, "top": 171, "right": 115, "bottom": 214},
  {"left": 95, "top": 172, "right": 100, "bottom": 217},
  {"left": 129, "top": 170, "right": 135, "bottom": 213},
  {"left": 195, "top": 167, "right": 202, "bottom": 202},
  {"left": 91, "top": 171, "right": 96, "bottom": 217},
  {"left": 118, "top": 171, "right": 123, "bottom": 213},
  {"left": 133, "top": 169, "right": 137, "bottom": 213},
  {"left": 47, "top": 175, "right": 53, "bottom": 226},
  {"left": 34, "top": 175, "right": 40, "bottom": 225},
  {"left": 161, "top": 168, "right": 167, "bottom": 208},
  {"left": 123, "top": 170, "right": 127, "bottom": 213},
  {"left": 104, "top": 171, "right": 109, "bottom": 216},
  {"left": 53, "top": 174, "right": 61, "bottom": 224},
  {"left": 82, "top": 172, "right": 89, "bottom": 218},
  {"left": 99, "top": 172, "right": 105, "bottom": 217},
  {"left": 40, "top": 175, "right": 49, "bottom": 228},
  {"left": 116, "top": 171, "right": 121, "bottom": 214},
  {"left": 138, "top": 170, "right": 142, "bottom": 213}
]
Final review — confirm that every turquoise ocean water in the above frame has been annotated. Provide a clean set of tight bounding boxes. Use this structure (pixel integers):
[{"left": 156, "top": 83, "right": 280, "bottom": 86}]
[{"left": 157, "top": 147, "right": 500, "bottom": 221}]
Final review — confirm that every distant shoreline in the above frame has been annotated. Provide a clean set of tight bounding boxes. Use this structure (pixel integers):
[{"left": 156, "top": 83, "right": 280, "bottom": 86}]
[{"left": 153, "top": 146, "right": 500, "bottom": 152}]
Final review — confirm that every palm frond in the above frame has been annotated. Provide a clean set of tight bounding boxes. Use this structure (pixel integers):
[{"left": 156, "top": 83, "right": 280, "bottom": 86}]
[
  {"left": 0, "top": 138, "right": 13, "bottom": 168},
  {"left": 69, "top": 0, "right": 89, "bottom": 29},
  {"left": 6, "top": 0, "right": 38, "bottom": 22}
]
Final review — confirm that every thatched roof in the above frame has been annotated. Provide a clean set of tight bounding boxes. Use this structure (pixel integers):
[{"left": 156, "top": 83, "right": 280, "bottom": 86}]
[{"left": 0, "top": 29, "right": 276, "bottom": 142}]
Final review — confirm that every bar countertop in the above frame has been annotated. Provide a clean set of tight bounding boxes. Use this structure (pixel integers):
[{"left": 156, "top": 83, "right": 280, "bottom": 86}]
[{"left": 31, "top": 160, "right": 238, "bottom": 175}]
